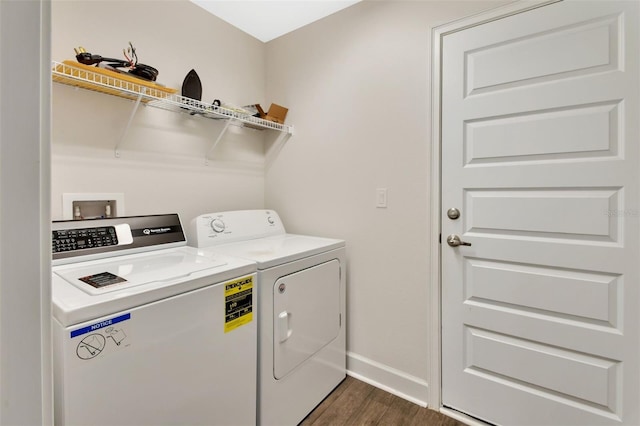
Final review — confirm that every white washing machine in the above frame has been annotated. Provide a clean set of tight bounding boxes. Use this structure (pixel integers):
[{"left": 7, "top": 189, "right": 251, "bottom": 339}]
[
  {"left": 52, "top": 214, "right": 258, "bottom": 426},
  {"left": 190, "top": 210, "right": 346, "bottom": 426}
]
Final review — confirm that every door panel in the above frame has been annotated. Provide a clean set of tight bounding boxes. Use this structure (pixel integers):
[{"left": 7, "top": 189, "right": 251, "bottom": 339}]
[
  {"left": 441, "top": 1, "right": 639, "bottom": 424},
  {"left": 465, "top": 188, "right": 620, "bottom": 240},
  {"left": 464, "top": 102, "right": 620, "bottom": 164},
  {"left": 273, "top": 259, "right": 341, "bottom": 380},
  {"left": 466, "top": 14, "right": 620, "bottom": 95},
  {"left": 464, "top": 327, "right": 619, "bottom": 410},
  {"left": 464, "top": 258, "right": 620, "bottom": 325}
]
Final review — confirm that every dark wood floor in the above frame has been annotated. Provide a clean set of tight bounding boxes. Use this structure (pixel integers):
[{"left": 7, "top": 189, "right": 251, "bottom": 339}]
[{"left": 299, "top": 376, "right": 465, "bottom": 426}]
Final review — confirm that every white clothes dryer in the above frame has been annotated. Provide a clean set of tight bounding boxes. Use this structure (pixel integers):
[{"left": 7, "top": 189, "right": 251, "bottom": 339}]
[
  {"left": 190, "top": 210, "right": 346, "bottom": 426},
  {"left": 52, "top": 214, "right": 258, "bottom": 426}
]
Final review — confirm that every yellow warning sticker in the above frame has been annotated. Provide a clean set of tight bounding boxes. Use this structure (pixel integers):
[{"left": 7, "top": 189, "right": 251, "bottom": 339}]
[{"left": 224, "top": 276, "right": 253, "bottom": 333}]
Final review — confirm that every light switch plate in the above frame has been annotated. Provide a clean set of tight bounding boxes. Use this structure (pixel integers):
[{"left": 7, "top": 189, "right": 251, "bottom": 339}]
[{"left": 376, "top": 188, "right": 387, "bottom": 208}]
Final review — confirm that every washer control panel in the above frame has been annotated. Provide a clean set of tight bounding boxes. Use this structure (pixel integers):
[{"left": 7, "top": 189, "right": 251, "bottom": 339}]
[
  {"left": 52, "top": 226, "right": 118, "bottom": 253},
  {"left": 52, "top": 214, "right": 186, "bottom": 265}
]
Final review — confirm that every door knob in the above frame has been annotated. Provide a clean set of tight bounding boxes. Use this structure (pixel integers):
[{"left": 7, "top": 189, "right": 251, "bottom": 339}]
[
  {"left": 447, "top": 234, "right": 472, "bottom": 247},
  {"left": 447, "top": 208, "right": 460, "bottom": 220}
]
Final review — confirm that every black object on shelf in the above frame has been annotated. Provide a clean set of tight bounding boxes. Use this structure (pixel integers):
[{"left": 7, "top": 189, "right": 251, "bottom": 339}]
[
  {"left": 74, "top": 44, "right": 159, "bottom": 82},
  {"left": 182, "top": 69, "right": 202, "bottom": 100}
]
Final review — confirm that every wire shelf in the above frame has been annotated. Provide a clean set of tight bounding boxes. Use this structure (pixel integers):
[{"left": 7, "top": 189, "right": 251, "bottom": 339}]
[{"left": 52, "top": 61, "right": 293, "bottom": 134}]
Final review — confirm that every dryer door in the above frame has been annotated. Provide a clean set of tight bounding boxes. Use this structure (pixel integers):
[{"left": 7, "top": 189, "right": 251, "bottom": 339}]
[{"left": 273, "top": 259, "right": 341, "bottom": 379}]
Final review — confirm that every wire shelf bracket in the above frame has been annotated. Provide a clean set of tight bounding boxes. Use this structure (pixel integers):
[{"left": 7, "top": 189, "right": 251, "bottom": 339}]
[{"left": 115, "top": 89, "right": 145, "bottom": 158}]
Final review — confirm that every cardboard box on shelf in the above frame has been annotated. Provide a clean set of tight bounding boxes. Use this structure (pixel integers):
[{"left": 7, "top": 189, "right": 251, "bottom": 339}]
[{"left": 255, "top": 103, "right": 289, "bottom": 124}]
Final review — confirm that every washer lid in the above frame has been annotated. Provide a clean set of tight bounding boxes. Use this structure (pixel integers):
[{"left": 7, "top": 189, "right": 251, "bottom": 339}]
[
  {"left": 52, "top": 247, "right": 257, "bottom": 326},
  {"left": 206, "top": 234, "right": 345, "bottom": 269},
  {"left": 54, "top": 247, "right": 227, "bottom": 296}
]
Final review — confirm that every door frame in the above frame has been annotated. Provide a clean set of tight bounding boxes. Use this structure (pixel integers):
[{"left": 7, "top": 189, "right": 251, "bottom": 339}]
[
  {"left": 428, "top": 0, "right": 561, "bottom": 422},
  {"left": 0, "top": 1, "right": 53, "bottom": 424}
]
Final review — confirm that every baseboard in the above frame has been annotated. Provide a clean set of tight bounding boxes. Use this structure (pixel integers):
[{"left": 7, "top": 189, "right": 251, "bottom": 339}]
[{"left": 346, "top": 352, "right": 429, "bottom": 407}]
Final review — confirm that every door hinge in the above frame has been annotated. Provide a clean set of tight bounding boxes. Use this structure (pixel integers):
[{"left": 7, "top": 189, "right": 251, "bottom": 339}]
[
  {"left": 339, "top": 313, "right": 342, "bottom": 327},
  {"left": 439, "top": 233, "right": 442, "bottom": 244}
]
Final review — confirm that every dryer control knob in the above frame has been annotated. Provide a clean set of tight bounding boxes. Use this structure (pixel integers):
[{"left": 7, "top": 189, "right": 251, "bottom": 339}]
[
  {"left": 267, "top": 216, "right": 275, "bottom": 225},
  {"left": 210, "top": 218, "right": 226, "bottom": 233}
]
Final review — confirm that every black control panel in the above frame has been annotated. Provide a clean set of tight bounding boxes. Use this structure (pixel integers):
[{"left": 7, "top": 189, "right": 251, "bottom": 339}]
[
  {"left": 52, "top": 214, "right": 185, "bottom": 264},
  {"left": 52, "top": 226, "right": 118, "bottom": 253}
]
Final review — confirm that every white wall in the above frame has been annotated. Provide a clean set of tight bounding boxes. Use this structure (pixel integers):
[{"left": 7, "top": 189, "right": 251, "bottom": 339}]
[
  {"left": 265, "top": 0, "right": 508, "bottom": 404},
  {"left": 51, "top": 0, "right": 270, "bottom": 225},
  {"left": 0, "top": 0, "right": 52, "bottom": 423}
]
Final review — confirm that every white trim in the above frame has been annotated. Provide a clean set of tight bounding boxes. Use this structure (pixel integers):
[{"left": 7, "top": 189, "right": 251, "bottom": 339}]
[
  {"left": 0, "top": 0, "right": 52, "bottom": 423},
  {"left": 434, "top": 0, "right": 560, "bottom": 37},
  {"left": 427, "top": 0, "right": 561, "bottom": 412},
  {"left": 427, "top": 16, "right": 443, "bottom": 410},
  {"left": 347, "top": 352, "right": 429, "bottom": 407},
  {"left": 40, "top": 0, "right": 53, "bottom": 423}
]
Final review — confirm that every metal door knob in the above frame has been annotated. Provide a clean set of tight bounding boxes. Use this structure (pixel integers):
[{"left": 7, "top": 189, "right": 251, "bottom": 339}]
[
  {"left": 447, "top": 235, "right": 472, "bottom": 247},
  {"left": 447, "top": 208, "right": 460, "bottom": 220}
]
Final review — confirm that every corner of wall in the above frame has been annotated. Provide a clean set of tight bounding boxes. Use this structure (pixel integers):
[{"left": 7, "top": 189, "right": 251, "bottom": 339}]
[{"left": 347, "top": 352, "right": 429, "bottom": 407}]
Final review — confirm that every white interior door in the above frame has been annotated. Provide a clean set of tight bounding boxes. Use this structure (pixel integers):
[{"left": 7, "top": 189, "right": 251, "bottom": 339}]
[{"left": 441, "top": 1, "right": 639, "bottom": 424}]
